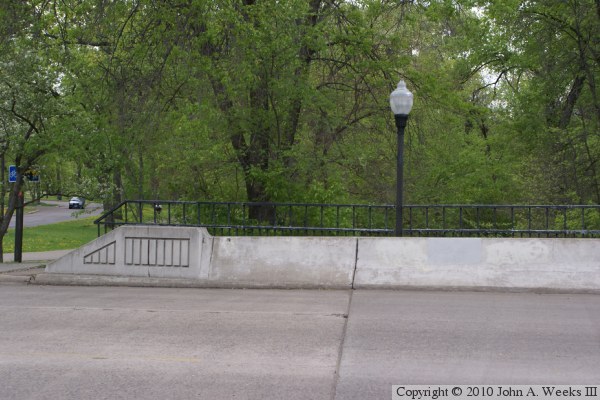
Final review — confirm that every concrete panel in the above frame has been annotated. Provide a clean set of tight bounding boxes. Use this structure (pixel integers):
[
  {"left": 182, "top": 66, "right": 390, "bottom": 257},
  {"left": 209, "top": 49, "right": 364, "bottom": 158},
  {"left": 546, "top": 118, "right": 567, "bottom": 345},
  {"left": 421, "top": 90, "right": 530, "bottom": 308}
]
[
  {"left": 173, "top": 240, "right": 181, "bottom": 266},
  {"left": 481, "top": 239, "right": 600, "bottom": 290},
  {"left": 181, "top": 240, "right": 189, "bottom": 267},
  {"left": 428, "top": 237, "right": 482, "bottom": 265},
  {"left": 355, "top": 237, "right": 600, "bottom": 291},
  {"left": 552, "top": 239, "right": 600, "bottom": 263},
  {"left": 148, "top": 239, "right": 157, "bottom": 265},
  {"left": 484, "top": 239, "right": 552, "bottom": 266},
  {"left": 353, "top": 238, "right": 427, "bottom": 286},
  {"left": 209, "top": 236, "right": 357, "bottom": 288},
  {"left": 156, "top": 239, "right": 165, "bottom": 266},
  {"left": 165, "top": 240, "right": 173, "bottom": 266},
  {"left": 125, "top": 238, "right": 132, "bottom": 264},
  {"left": 46, "top": 226, "right": 208, "bottom": 279},
  {"left": 132, "top": 238, "right": 141, "bottom": 264},
  {"left": 99, "top": 246, "right": 107, "bottom": 264},
  {"left": 198, "top": 235, "right": 213, "bottom": 279}
]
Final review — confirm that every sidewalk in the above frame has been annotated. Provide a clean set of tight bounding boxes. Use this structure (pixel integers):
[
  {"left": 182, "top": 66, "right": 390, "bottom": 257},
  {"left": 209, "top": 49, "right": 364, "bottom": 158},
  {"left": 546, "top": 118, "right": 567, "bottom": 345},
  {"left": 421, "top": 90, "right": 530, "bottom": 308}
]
[
  {"left": 2, "top": 249, "right": 72, "bottom": 263},
  {"left": 0, "top": 250, "right": 72, "bottom": 284}
]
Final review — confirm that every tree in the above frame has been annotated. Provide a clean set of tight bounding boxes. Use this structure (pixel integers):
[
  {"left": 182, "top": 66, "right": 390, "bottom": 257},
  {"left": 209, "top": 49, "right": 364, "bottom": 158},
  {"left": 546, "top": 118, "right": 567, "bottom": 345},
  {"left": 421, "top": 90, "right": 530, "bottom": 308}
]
[
  {"left": 467, "top": 0, "right": 600, "bottom": 203},
  {"left": 143, "top": 0, "right": 420, "bottom": 220},
  {"left": 5, "top": 0, "right": 595, "bottom": 236},
  {"left": 0, "top": 1, "right": 70, "bottom": 260}
]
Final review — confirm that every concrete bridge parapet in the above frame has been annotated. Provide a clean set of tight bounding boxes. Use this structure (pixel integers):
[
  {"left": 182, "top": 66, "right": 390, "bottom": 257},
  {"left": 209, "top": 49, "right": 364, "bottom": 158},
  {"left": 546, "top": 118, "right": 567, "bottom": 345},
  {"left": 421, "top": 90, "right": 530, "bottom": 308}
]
[
  {"left": 45, "top": 226, "right": 600, "bottom": 291},
  {"left": 46, "top": 226, "right": 213, "bottom": 280}
]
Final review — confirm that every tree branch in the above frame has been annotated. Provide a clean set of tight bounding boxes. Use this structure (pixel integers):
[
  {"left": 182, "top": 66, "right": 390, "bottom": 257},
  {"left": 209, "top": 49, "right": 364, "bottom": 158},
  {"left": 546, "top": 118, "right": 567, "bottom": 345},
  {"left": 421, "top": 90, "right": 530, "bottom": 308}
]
[{"left": 43, "top": 33, "right": 111, "bottom": 47}]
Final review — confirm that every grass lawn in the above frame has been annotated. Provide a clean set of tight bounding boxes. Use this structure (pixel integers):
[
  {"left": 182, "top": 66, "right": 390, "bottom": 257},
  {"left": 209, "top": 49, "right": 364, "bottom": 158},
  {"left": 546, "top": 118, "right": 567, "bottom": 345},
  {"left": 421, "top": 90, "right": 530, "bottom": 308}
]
[{"left": 3, "top": 216, "right": 98, "bottom": 253}]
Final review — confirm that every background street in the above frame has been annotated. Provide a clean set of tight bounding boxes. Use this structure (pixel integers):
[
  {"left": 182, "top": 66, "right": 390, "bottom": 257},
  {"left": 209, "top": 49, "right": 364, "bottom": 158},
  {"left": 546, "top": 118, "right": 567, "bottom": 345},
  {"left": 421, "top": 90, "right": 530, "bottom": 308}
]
[
  {"left": 0, "top": 286, "right": 598, "bottom": 399},
  {"left": 8, "top": 200, "right": 102, "bottom": 228}
]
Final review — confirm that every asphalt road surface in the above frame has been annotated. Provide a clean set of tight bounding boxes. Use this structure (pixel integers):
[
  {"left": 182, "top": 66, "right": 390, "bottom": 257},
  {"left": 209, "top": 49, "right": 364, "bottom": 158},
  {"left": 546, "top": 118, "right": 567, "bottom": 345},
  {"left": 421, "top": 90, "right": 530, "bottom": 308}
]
[
  {"left": 0, "top": 286, "right": 598, "bottom": 400},
  {"left": 8, "top": 200, "right": 103, "bottom": 228}
]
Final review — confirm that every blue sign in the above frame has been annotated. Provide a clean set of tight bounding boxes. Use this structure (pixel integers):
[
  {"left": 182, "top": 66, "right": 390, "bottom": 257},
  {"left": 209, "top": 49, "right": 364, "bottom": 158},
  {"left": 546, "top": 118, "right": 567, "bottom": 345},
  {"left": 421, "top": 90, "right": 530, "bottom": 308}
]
[{"left": 8, "top": 165, "right": 17, "bottom": 183}]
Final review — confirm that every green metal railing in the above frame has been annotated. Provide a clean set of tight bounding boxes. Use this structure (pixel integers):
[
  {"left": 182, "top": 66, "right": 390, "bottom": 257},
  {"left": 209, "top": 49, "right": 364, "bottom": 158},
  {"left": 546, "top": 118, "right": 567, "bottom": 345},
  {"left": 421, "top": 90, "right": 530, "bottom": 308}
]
[{"left": 94, "top": 200, "right": 600, "bottom": 238}]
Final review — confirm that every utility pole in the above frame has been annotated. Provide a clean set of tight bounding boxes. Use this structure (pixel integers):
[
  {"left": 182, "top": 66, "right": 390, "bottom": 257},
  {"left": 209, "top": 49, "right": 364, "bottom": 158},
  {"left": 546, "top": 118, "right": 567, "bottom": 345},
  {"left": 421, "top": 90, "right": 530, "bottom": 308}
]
[{"left": 14, "top": 189, "right": 24, "bottom": 263}]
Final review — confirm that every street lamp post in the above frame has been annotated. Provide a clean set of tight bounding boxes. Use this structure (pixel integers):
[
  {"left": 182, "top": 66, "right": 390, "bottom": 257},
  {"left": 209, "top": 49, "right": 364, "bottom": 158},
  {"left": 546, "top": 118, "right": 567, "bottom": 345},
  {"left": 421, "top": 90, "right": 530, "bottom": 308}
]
[{"left": 390, "top": 80, "right": 413, "bottom": 236}]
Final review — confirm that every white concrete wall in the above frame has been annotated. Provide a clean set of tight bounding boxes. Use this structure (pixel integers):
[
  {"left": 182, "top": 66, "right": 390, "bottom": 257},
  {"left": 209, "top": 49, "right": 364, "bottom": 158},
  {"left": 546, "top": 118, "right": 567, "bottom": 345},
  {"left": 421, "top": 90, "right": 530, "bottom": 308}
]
[
  {"left": 45, "top": 226, "right": 600, "bottom": 291},
  {"left": 354, "top": 237, "right": 600, "bottom": 291},
  {"left": 45, "top": 227, "right": 357, "bottom": 288},
  {"left": 46, "top": 226, "right": 212, "bottom": 279},
  {"left": 209, "top": 236, "right": 357, "bottom": 288}
]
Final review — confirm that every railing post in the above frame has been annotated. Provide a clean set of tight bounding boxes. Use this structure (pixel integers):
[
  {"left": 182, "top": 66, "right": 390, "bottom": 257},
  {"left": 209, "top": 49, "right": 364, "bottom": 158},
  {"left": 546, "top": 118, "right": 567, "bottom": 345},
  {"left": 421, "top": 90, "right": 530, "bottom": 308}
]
[{"left": 511, "top": 207, "right": 515, "bottom": 237}]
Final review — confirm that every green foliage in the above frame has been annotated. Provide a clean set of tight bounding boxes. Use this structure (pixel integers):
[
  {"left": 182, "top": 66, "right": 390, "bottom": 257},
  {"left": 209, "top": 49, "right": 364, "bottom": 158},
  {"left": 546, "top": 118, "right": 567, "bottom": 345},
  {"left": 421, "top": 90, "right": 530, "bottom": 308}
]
[{"left": 1, "top": 0, "right": 598, "bottom": 239}]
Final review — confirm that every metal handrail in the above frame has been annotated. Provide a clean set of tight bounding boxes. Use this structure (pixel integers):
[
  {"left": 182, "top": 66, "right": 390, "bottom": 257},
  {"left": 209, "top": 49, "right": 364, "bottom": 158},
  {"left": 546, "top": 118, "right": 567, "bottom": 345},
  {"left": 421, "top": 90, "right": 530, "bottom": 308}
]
[{"left": 94, "top": 200, "right": 600, "bottom": 238}]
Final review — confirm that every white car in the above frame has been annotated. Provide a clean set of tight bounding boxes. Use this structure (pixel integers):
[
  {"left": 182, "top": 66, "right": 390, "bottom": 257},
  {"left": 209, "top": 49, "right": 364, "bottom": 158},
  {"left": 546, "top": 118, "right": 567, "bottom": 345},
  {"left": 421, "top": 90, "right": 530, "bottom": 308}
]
[{"left": 68, "top": 197, "right": 85, "bottom": 209}]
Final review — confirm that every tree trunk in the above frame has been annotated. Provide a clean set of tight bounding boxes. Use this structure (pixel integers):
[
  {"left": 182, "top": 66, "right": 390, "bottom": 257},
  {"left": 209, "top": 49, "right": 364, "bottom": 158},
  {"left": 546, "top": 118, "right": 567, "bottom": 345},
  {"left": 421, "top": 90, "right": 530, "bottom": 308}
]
[
  {"left": 112, "top": 169, "right": 124, "bottom": 221},
  {"left": 138, "top": 144, "right": 144, "bottom": 200},
  {"left": 0, "top": 172, "right": 25, "bottom": 262},
  {"left": 0, "top": 153, "right": 4, "bottom": 262},
  {"left": 56, "top": 167, "right": 61, "bottom": 200},
  {"left": 245, "top": 178, "right": 276, "bottom": 224}
]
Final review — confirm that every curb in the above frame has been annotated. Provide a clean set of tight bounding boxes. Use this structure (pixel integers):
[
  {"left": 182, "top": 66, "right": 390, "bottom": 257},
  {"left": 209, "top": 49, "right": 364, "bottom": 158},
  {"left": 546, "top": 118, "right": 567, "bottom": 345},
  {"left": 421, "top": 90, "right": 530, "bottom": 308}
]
[
  {"left": 0, "top": 265, "right": 45, "bottom": 274},
  {"left": 0, "top": 274, "right": 33, "bottom": 284},
  {"left": 32, "top": 273, "right": 350, "bottom": 290},
  {"left": 28, "top": 273, "right": 600, "bottom": 294}
]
